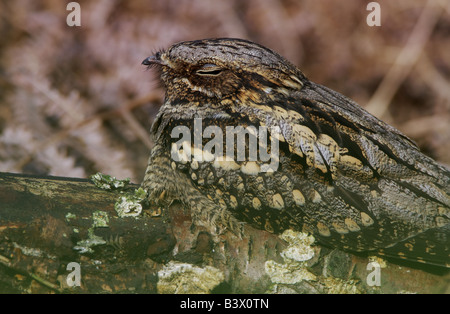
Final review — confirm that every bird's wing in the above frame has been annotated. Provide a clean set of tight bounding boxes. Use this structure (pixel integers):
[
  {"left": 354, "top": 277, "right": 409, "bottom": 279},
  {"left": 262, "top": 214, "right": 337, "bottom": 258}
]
[{"left": 274, "top": 81, "right": 450, "bottom": 266}]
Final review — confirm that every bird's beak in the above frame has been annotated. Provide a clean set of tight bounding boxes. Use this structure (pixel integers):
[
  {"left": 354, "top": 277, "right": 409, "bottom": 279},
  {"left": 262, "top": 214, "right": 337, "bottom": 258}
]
[{"left": 142, "top": 55, "right": 166, "bottom": 66}]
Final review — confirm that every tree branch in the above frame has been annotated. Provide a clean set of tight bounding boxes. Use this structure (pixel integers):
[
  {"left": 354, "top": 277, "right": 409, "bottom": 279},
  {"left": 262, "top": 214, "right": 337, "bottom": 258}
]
[{"left": 0, "top": 172, "right": 448, "bottom": 293}]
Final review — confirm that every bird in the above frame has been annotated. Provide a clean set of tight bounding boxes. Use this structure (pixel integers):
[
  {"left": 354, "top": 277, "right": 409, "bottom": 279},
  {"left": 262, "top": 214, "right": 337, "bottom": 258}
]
[{"left": 141, "top": 38, "right": 450, "bottom": 268}]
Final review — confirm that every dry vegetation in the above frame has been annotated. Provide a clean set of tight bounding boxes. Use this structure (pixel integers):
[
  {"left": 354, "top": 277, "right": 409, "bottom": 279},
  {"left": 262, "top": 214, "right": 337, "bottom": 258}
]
[{"left": 0, "top": 0, "right": 449, "bottom": 184}]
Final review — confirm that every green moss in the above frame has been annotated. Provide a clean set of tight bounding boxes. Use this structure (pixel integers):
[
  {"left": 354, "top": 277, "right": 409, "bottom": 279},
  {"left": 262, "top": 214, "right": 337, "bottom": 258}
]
[
  {"left": 265, "top": 230, "right": 316, "bottom": 285},
  {"left": 73, "top": 211, "right": 109, "bottom": 254},
  {"left": 92, "top": 210, "right": 109, "bottom": 227},
  {"left": 114, "top": 187, "right": 147, "bottom": 218},
  {"left": 73, "top": 228, "right": 106, "bottom": 254},
  {"left": 65, "top": 212, "right": 77, "bottom": 222},
  {"left": 90, "top": 172, "right": 130, "bottom": 190},
  {"left": 157, "top": 261, "right": 225, "bottom": 294}
]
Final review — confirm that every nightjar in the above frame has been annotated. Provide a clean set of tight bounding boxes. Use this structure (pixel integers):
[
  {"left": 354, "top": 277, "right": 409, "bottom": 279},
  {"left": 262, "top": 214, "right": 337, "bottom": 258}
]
[{"left": 141, "top": 38, "right": 450, "bottom": 268}]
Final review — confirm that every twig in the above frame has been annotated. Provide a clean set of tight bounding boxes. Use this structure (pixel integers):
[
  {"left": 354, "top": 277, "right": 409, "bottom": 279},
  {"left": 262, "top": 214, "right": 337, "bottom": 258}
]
[
  {"left": 399, "top": 114, "right": 450, "bottom": 138},
  {"left": 14, "top": 93, "right": 158, "bottom": 170},
  {"left": 28, "top": 273, "right": 62, "bottom": 293},
  {"left": 415, "top": 54, "right": 450, "bottom": 107},
  {"left": 0, "top": 253, "right": 62, "bottom": 293},
  {"left": 365, "top": 0, "right": 443, "bottom": 118},
  {"left": 120, "top": 108, "right": 154, "bottom": 149}
]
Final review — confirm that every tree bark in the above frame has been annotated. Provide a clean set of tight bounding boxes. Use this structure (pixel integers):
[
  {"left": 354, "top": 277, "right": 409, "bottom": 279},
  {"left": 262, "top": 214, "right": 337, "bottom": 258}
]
[{"left": 0, "top": 172, "right": 448, "bottom": 293}]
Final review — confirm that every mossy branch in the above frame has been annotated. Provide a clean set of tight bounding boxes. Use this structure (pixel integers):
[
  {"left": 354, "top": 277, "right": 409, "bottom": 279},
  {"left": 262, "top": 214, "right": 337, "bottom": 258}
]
[{"left": 0, "top": 172, "right": 447, "bottom": 293}]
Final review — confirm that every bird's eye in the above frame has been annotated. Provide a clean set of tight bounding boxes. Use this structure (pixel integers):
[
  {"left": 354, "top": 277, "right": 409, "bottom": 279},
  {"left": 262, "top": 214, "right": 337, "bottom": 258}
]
[{"left": 195, "top": 64, "right": 223, "bottom": 76}]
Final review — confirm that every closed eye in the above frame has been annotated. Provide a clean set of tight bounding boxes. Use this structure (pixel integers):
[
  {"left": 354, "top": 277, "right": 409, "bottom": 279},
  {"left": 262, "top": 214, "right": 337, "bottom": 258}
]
[{"left": 195, "top": 64, "right": 223, "bottom": 76}]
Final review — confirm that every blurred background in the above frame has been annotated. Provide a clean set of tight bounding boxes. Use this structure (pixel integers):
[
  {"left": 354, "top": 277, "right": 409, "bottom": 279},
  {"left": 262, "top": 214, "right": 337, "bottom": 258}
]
[{"left": 0, "top": 0, "right": 449, "bottom": 184}]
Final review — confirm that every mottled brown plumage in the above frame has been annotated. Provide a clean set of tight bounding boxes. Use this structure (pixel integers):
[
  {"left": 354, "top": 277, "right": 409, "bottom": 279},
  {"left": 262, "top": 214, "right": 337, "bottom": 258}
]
[{"left": 141, "top": 38, "right": 450, "bottom": 267}]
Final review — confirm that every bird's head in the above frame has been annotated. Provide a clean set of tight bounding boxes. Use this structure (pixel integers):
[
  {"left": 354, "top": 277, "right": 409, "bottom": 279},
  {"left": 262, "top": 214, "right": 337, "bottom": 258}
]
[{"left": 142, "top": 38, "right": 305, "bottom": 104}]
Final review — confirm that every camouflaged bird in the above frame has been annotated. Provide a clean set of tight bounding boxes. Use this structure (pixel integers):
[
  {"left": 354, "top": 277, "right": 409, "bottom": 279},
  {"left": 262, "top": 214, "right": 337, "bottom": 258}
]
[{"left": 141, "top": 38, "right": 450, "bottom": 268}]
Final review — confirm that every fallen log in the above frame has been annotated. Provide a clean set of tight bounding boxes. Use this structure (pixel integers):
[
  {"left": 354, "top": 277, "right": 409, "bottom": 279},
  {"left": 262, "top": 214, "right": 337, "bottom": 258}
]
[{"left": 0, "top": 172, "right": 448, "bottom": 293}]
